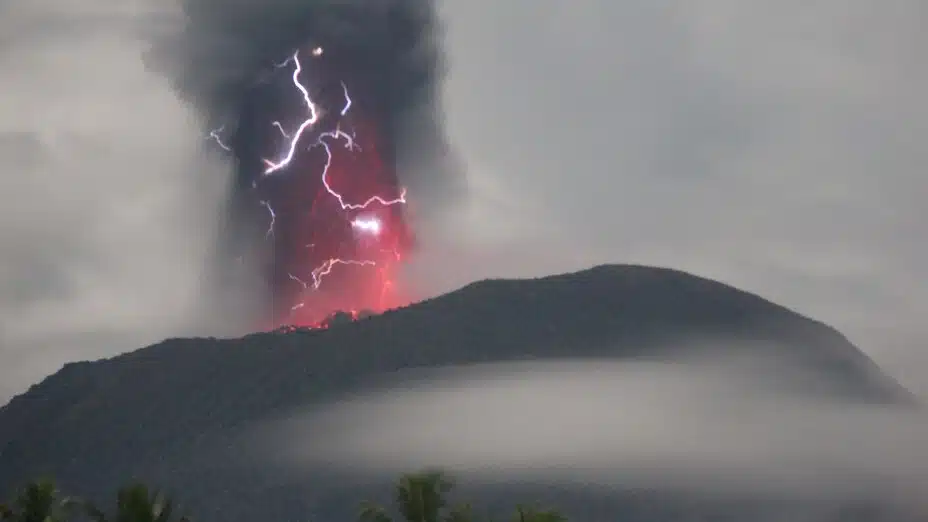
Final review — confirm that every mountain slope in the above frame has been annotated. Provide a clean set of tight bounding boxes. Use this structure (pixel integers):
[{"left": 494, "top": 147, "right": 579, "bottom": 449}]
[{"left": 0, "top": 264, "right": 916, "bottom": 521}]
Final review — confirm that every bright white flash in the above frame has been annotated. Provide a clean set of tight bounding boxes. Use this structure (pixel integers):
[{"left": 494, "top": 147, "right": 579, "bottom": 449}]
[{"left": 351, "top": 217, "right": 382, "bottom": 235}]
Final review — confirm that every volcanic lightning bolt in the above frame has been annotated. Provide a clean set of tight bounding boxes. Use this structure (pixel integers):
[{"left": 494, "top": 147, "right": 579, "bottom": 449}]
[
  {"left": 260, "top": 51, "right": 320, "bottom": 176},
  {"left": 166, "top": 0, "right": 456, "bottom": 333},
  {"left": 207, "top": 126, "right": 231, "bottom": 151},
  {"left": 208, "top": 45, "right": 412, "bottom": 328},
  {"left": 259, "top": 200, "right": 276, "bottom": 238}
]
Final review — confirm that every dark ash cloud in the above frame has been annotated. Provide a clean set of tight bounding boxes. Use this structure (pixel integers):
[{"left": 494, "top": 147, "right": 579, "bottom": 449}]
[
  {"left": 145, "top": 0, "right": 466, "bottom": 325},
  {"left": 146, "top": 0, "right": 464, "bottom": 211}
]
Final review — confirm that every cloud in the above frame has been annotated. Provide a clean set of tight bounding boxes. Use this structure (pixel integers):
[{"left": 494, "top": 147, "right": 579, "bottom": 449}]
[
  {"left": 0, "top": 1, "right": 237, "bottom": 402},
  {"left": 1, "top": 0, "right": 925, "bottom": 403},
  {"left": 410, "top": 0, "right": 928, "bottom": 394},
  {"left": 260, "top": 354, "right": 928, "bottom": 510}
]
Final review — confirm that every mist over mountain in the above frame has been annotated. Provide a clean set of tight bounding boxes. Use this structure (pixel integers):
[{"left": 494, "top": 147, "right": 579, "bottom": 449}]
[{"left": 0, "top": 264, "right": 921, "bottom": 521}]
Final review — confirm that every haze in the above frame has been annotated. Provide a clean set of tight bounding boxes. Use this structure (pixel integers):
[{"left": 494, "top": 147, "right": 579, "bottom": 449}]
[
  {"left": 1, "top": 0, "right": 926, "bottom": 403},
  {"left": 258, "top": 352, "right": 928, "bottom": 511}
]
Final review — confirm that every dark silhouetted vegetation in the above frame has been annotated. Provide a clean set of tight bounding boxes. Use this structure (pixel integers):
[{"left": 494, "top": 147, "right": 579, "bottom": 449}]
[
  {"left": 0, "top": 478, "right": 81, "bottom": 522},
  {"left": 83, "top": 483, "right": 189, "bottom": 522},
  {"left": 1, "top": 471, "right": 565, "bottom": 522}
]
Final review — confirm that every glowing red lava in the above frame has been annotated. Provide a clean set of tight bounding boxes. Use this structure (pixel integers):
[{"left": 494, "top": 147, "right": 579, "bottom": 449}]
[
  {"left": 265, "top": 115, "right": 414, "bottom": 329},
  {"left": 218, "top": 45, "right": 418, "bottom": 331}
]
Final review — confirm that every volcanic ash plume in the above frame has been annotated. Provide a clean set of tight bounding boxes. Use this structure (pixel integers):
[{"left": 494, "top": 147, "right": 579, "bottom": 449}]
[{"left": 147, "top": 0, "right": 462, "bottom": 328}]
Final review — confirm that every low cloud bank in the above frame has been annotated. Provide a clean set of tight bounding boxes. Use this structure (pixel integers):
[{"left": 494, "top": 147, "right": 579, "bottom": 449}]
[{"left": 256, "top": 349, "right": 928, "bottom": 510}]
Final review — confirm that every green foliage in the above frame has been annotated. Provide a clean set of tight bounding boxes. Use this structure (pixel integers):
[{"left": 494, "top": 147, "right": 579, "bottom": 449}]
[
  {"left": 1, "top": 479, "right": 80, "bottom": 522},
  {"left": 396, "top": 470, "right": 453, "bottom": 522},
  {"left": 359, "top": 470, "right": 564, "bottom": 522},
  {"left": 3, "top": 471, "right": 564, "bottom": 522},
  {"left": 360, "top": 470, "right": 454, "bottom": 522},
  {"left": 83, "top": 484, "right": 188, "bottom": 522}
]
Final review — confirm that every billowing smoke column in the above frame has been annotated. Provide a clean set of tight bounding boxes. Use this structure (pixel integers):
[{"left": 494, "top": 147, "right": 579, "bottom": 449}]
[
  {"left": 214, "top": 45, "right": 413, "bottom": 327},
  {"left": 147, "top": 0, "right": 461, "bottom": 328}
]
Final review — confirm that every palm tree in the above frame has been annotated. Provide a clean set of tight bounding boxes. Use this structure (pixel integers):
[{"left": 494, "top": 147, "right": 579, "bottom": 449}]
[
  {"left": 1, "top": 479, "right": 80, "bottom": 522},
  {"left": 360, "top": 470, "right": 469, "bottom": 522},
  {"left": 360, "top": 471, "right": 566, "bottom": 522},
  {"left": 83, "top": 483, "right": 188, "bottom": 522}
]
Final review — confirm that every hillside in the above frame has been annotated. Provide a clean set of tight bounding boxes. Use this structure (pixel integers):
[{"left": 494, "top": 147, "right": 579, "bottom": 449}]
[{"left": 0, "top": 264, "right": 917, "bottom": 521}]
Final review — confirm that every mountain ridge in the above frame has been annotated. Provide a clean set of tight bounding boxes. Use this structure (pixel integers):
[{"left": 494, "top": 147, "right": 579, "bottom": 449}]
[{"left": 0, "top": 263, "right": 917, "bottom": 522}]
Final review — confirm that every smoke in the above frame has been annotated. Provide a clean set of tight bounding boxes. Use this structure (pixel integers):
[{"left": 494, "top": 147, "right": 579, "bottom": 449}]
[
  {"left": 256, "top": 349, "right": 928, "bottom": 513},
  {"left": 0, "top": 0, "right": 240, "bottom": 403},
  {"left": 146, "top": 0, "right": 463, "bottom": 327}
]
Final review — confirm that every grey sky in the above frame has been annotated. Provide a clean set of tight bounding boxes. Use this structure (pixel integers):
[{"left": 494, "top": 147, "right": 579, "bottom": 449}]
[{"left": 1, "top": 0, "right": 926, "bottom": 403}]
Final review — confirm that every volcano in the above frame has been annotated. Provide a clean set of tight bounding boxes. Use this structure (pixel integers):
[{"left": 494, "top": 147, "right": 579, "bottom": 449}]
[
  {"left": 0, "top": 264, "right": 918, "bottom": 521},
  {"left": 219, "top": 46, "right": 415, "bottom": 329}
]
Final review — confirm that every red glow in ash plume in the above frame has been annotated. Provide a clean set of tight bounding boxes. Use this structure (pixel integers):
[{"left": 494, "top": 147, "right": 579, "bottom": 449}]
[
  {"left": 273, "top": 119, "right": 415, "bottom": 328},
  {"left": 211, "top": 46, "right": 416, "bottom": 329}
]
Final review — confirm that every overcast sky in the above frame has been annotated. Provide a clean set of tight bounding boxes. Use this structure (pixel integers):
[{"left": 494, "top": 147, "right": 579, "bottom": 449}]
[{"left": 1, "top": 0, "right": 926, "bottom": 403}]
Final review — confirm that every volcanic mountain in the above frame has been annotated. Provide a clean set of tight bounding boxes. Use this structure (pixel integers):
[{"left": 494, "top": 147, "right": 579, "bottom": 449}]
[{"left": 0, "top": 264, "right": 918, "bottom": 521}]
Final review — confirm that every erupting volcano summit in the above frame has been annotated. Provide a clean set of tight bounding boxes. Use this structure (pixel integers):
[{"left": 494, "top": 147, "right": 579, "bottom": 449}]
[
  {"left": 150, "top": 0, "right": 460, "bottom": 330},
  {"left": 211, "top": 46, "right": 414, "bottom": 327}
]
